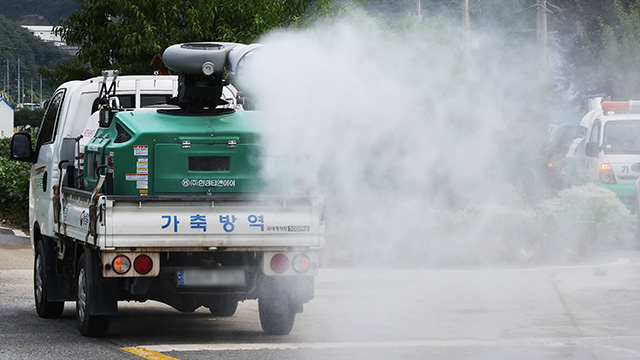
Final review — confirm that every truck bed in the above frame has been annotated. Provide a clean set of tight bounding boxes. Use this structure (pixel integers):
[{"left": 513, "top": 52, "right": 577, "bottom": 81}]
[{"left": 59, "top": 188, "right": 325, "bottom": 250}]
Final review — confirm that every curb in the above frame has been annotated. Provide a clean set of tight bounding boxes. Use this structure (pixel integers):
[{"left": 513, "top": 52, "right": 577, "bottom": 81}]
[{"left": 0, "top": 225, "right": 29, "bottom": 238}]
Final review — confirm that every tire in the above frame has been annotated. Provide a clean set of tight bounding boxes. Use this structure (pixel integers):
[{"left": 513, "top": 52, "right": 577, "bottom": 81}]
[
  {"left": 76, "top": 253, "right": 110, "bottom": 337},
  {"left": 258, "top": 298, "right": 296, "bottom": 335},
  {"left": 34, "top": 241, "right": 64, "bottom": 318},
  {"left": 208, "top": 299, "right": 238, "bottom": 317}
]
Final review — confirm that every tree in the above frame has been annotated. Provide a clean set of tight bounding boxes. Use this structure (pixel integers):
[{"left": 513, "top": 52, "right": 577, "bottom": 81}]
[
  {"left": 43, "top": 0, "right": 334, "bottom": 87},
  {"left": 14, "top": 108, "right": 44, "bottom": 128},
  {"left": 593, "top": 0, "right": 640, "bottom": 98},
  {"left": 551, "top": 0, "right": 640, "bottom": 99}
]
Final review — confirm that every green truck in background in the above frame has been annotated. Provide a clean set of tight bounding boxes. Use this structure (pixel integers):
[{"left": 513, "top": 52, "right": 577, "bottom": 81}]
[{"left": 565, "top": 100, "right": 640, "bottom": 208}]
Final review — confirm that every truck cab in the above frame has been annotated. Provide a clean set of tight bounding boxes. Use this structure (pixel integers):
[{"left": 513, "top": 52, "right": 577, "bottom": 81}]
[
  {"left": 20, "top": 75, "right": 183, "bottom": 240},
  {"left": 566, "top": 100, "right": 640, "bottom": 207}
]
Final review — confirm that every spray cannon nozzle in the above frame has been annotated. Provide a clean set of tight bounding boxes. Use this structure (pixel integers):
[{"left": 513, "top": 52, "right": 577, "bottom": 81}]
[
  {"left": 162, "top": 42, "right": 262, "bottom": 113},
  {"left": 163, "top": 42, "right": 263, "bottom": 77},
  {"left": 163, "top": 42, "right": 231, "bottom": 77}
]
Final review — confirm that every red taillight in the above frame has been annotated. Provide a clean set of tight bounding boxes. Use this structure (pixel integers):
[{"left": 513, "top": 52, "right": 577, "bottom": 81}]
[
  {"left": 134, "top": 255, "right": 153, "bottom": 275},
  {"left": 107, "top": 156, "right": 113, "bottom": 166},
  {"left": 270, "top": 254, "right": 290, "bottom": 274},
  {"left": 292, "top": 254, "right": 311, "bottom": 273},
  {"left": 112, "top": 255, "right": 131, "bottom": 274}
]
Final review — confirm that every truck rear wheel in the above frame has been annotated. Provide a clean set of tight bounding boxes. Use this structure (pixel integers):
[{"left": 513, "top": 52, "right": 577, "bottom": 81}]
[
  {"left": 258, "top": 298, "right": 296, "bottom": 335},
  {"left": 76, "top": 253, "right": 110, "bottom": 337},
  {"left": 34, "top": 241, "right": 64, "bottom": 318}
]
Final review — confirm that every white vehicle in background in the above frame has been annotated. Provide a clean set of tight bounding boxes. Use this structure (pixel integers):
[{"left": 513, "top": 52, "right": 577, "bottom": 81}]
[{"left": 565, "top": 100, "right": 640, "bottom": 209}]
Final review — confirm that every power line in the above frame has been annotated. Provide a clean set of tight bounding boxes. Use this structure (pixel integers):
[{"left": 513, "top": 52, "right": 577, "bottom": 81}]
[
  {"left": 469, "top": 0, "right": 485, "bottom": 10},
  {"left": 0, "top": 45, "right": 70, "bottom": 57},
  {"left": 476, "top": 4, "right": 540, "bottom": 27}
]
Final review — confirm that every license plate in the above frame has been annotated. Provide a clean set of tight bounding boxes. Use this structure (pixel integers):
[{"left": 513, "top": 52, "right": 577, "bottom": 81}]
[{"left": 176, "top": 269, "right": 245, "bottom": 287}]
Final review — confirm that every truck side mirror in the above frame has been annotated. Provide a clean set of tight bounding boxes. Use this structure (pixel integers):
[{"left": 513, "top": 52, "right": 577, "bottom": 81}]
[
  {"left": 10, "top": 133, "right": 36, "bottom": 162},
  {"left": 585, "top": 142, "right": 600, "bottom": 157}
]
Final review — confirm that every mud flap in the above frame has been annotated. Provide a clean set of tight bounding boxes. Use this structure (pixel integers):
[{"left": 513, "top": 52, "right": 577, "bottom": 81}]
[
  {"left": 83, "top": 247, "right": 118, "bottom": 316},
  {"left": 259, "top": 275, "right": 314, "bottom": 312},
  {"left": 41, "top": 237, "right": 75, "bottom": 302}
]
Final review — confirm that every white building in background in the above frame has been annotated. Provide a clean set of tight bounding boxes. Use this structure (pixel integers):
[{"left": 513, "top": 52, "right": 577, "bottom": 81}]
[
  {"left": 0, "top": 98, "right": 14, "bottom": 138},
  {"left": 21, "top": 25, "right": 78, "bottom": 55}
]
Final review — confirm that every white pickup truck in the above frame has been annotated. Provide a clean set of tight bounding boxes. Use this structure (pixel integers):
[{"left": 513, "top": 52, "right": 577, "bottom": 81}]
[{"left": 10, "top": 43, "right": 325, "bottom": 337}]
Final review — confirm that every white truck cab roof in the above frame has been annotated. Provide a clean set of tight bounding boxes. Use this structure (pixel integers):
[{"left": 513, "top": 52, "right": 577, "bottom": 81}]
[{"left": 56, "top": 74, "right": 239, "bottom": 141}]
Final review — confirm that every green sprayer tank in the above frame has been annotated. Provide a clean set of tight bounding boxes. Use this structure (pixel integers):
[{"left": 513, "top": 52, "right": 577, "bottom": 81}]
[
  {"left": 80, "top": 42, "right": 271, "bottom": 196},
  {"left": 81, "top": 109, "right": 265, "bottom": 196}
]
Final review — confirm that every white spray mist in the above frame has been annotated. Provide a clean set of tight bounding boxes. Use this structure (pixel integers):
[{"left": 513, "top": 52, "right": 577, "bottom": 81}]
[{"left": 238, "top": 11, "right": 591, "bottom": 267}]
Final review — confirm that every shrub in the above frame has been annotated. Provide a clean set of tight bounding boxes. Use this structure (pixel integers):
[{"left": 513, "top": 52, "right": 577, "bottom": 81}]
[
  {"left": 538, "top": 183, "right": 633, "bottom": 256},
  {"left": 0, "top": 137, "right": 31, "bottom": 225}
]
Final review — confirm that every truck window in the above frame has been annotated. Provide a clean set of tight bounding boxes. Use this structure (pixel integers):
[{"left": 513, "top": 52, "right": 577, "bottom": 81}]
[
  {"left": 603, "top": 120, "right": 640, "bottom": 154},
  {"left": 90, "top": 95, "right": 171, "bottom": 113},
  {"left": 36, "top": 90, "right": 66, "bottom": 152}
]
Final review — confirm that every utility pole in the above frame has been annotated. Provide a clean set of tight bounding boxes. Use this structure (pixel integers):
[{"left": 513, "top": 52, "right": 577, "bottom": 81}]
[
  {"left": 17, "top": 58, "right": 20, "bottom": 106},
  {"left": 462, "top": 0, "right": 471, "bottom": 62},
  {"left": 5, "top": 59, "right": 9, "bottom": 100},
  {"left": 537, "top": 0, "right": 548, "bottom": 60},
  {"left": 416, "top": 0, "right": 422, "bottom": 21}
]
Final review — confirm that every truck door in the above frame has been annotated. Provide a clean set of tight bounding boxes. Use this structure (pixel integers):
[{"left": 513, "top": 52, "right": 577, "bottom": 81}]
[
  {"left": 586, "top": 119, "right": 602, "bottom": 183},
  {"left": 32, "top": 90, "right": 66, "bottom": 237}
]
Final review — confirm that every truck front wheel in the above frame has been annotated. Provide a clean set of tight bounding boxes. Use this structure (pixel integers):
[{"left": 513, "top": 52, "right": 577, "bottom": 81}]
[
  {"left": 258, "top": 297, "right": 296, "bottom": 335},
  {"left": 34, "top": 241, "right": 64, "bottom": 318},
  {"left": 76, "top": 253, "right": 110, "bottom": 337}
]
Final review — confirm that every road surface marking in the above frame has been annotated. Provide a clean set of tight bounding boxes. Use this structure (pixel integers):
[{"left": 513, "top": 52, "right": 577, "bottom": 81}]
[
  {"left": 597, "top": 343, "right": 640, "bottom": 356},
  {"left": 121, "top": 346, "right": 181, "bottom": 360},
  {"left": 142, "top": 341, "right": 483, "bottom": 352},
  {"left": 140, "top": 335, "right": 640, "bottom": 353}
]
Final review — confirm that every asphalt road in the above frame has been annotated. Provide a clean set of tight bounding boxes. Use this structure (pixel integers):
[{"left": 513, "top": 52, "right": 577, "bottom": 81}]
[{"left": 2, "top": 226, "right": 640, "bottom": 360}]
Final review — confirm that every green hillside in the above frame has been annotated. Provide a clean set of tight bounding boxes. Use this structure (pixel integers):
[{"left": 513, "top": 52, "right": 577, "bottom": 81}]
[
  {"left": 0, "top": 0, "right": 77, "bottom": 25},
  {"left": 0, "top": 14, "right": 70, "bottom": 105}
]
